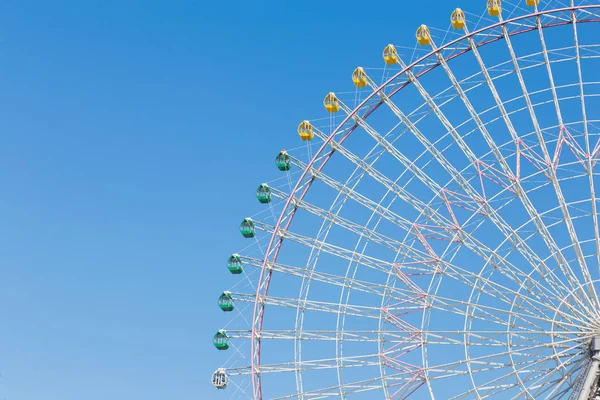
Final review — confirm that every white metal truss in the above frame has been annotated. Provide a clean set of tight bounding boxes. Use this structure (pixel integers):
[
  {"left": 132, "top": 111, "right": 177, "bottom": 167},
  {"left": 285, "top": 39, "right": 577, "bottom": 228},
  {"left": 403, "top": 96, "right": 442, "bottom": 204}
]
[{"left": 212, "top": 3, "right": 600, "bottom": 399}]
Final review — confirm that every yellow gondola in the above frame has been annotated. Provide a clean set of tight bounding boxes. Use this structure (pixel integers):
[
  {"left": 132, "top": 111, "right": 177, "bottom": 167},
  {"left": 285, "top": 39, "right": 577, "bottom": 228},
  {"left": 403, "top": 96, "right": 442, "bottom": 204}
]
[
  {"left": 352, "top": 67, "right": 368, "bottom": 88},
  {"left": 323, "top": 92, "right": 339, "bottom": 113},
  {"left": 416, "top": 25, "right": 431, "bottom": 46},
  {"left": 451, "top": 8, "right": 466, "bottom": 29},
  {"left": 487, "top": 0, "right": 501, "bottom": 16},
  {"left": 382, "top": 44, "right": 398, "bottom": 65},
  {"left": 526, "top": 0, "right": 539, "bottom": 6},
  {"left": 298, "top": 120, "right": 314, "bottom": 141}
]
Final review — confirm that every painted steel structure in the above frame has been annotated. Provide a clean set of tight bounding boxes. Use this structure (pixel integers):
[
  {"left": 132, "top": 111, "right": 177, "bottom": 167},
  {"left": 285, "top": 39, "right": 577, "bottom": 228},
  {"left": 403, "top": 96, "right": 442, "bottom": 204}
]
[{"left": 213, "top": 2, "right": 600, "bottom": 399}]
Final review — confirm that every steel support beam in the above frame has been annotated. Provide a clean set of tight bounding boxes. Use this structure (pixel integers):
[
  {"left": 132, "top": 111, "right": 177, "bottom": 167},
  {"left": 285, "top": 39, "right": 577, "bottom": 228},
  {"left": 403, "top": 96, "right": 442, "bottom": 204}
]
[{"left": 578, "top": 337, "right": 600, "bottom": 400}]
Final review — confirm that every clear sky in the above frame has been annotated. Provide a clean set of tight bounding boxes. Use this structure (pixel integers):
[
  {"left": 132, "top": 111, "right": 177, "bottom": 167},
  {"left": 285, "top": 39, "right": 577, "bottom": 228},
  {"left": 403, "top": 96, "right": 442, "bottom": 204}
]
[{"left": 0, "top": 1, "right": 479, "bottom": 399}]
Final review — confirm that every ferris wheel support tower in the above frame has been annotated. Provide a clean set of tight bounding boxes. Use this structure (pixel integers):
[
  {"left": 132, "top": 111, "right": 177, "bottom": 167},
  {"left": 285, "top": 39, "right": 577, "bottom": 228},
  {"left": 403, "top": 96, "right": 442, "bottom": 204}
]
[{"left": 578, "top": 338, "right": 600, "bottom": 400}]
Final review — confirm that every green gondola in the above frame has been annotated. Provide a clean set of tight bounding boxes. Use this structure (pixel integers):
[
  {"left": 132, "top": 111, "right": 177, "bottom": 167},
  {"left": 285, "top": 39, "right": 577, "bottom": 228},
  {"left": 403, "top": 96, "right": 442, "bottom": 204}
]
[
  {"left": 227, "top": 254, "right": 243, "bottom": 274},
  {"left": 213, "top": 329, "right": 230, "bottom": 350},
  {"left": 256, "top": 184, "right": 272, "bottom": 204},
  {"left": 218, "top": 292, "right": 234, "bottom": 312},
  {"left": 240, "top": 218, "right": 255, "bottom": 238},
  {"left": 275, "top": 150, "right": 291, "bottom": 171}
]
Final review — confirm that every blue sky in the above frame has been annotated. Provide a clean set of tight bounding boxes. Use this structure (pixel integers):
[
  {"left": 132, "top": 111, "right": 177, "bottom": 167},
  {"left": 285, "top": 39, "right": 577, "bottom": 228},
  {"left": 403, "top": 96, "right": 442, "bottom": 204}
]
[{"left": 0, "top": 1, "right": 484, "bottom": 398}]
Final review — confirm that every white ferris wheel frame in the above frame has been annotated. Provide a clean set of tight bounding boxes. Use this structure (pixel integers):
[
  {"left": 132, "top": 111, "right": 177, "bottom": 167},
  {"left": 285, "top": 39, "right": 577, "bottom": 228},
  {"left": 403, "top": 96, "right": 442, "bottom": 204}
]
[{"left": 216, "top": 3, "right": 600, "bottom": 399}]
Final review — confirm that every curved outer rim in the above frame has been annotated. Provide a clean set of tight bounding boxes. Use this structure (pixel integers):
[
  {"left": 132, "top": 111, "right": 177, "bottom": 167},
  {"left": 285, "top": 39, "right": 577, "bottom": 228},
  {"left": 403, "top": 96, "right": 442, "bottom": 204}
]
[{"left": 249, "top": 5, "right": 600, "bottom": 399}]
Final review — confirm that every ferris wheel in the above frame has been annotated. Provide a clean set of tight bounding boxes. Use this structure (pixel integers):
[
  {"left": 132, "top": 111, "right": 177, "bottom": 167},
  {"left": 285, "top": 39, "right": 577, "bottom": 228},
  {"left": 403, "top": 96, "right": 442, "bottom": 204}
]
[{"left": 211, "top": 1, "right": 600, "bottom": 398}]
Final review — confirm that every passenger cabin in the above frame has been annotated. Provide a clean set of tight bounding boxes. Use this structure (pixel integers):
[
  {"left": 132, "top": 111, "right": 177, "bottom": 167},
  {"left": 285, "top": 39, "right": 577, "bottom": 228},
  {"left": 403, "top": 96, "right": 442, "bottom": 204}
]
[
  {"left": 212, "top": 369, "right": 228, "bottom": 389},
  {"left": 218, "top": 292, "right": 234, "bottom": 312},
  {"left": 240, "top": 218, "right": 255, "bottom": 238},
  {"left": 352, "top": 67, "right": 368, "bottom": 88},
  {"left": 256, "top": 184, "right": 272, "bottom": 204},
  {"left": 323, "top": 92, "right": 340, "bottom": 113},
  {"left": 213, "top": 330, "right": 230, "bottom": 350},
  {"left": 487, "top": 0, "right": 501, "bottom": 16},
  {"left": 275, "top": 150, "right": 291, "bottom": 171},
  {"left": 298, "top": 120, "right": 314, "bottom": 141},
  {"left": 227, "top": 254, "right": 243, "bottom": 274},
  {"left": 451, "top": 8, "right": 466, "bottom": 29},
  {"left": 382, "top": 44, "right": 398, "bottom": 65},
  {"left": 416, "top": 25, "right": 431, "bottom": 46}
]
